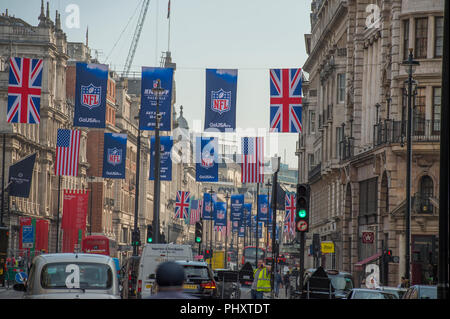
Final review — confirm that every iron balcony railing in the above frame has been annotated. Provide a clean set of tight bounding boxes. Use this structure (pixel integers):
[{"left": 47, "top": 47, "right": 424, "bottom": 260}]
[
  {"left": 373, "top": 119, "right": 440, "bottom": 147},
  {"left": 339, "top": 137, "right": 354, "bottom": 161}
]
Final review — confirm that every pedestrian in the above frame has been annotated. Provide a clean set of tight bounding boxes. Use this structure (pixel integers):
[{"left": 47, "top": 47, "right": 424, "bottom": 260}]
[
  {"left": 251, "top": 260, "right": 271, "bottom": 299},
  {"left": 397, "top": 276, "right": 408, "bottom": 288},
  {"left": 144, "top": 261, "right": 197, "bottom": 299},
  {"left": 274, "top": 269, "right": 283, "bottom": 297},
  {"left": 283, "top": 270, "right": 291, "bottom": 297}
]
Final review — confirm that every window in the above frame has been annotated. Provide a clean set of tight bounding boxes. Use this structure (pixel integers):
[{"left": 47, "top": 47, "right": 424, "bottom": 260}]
[
  {"left": 309, "top": 110, "right": 316, "bottom": 134},
  {"left": 403, "top": 19, "right": 410, "bottom": 60},
  {"left": 432, "top": 87, "right": 441, "bottom": 134},
  {"left": 337, "top": 73, "right": 346, "bottom": 104},
  {"left": 435, "top": 17, "right": 444, "bottom": 57},
  {"left": 336, "top": 126, "right": 344, "bottom": 159},
  {"left": 359, "top": 178, "right": 377, "bottom": 225},
  {"left": 419, "top": 175, "right": 434, "bottom": 213},
  {"left": 413, "top": 87, "right": 426, "bottom": 136},
  {"left": 415, "top": 17, "right": 428, "bottom": 59},
  {"left": 308, "top": 153, "right": 315, "bottom": 171}
]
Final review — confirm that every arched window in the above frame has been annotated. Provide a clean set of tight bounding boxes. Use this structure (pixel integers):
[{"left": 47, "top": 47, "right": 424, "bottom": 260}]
[{"left": 419, "top": 175, "right": 433, "bottom": 213}]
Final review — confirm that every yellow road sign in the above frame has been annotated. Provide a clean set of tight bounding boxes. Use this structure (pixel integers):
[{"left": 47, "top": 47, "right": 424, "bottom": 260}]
[{"left": 321, "top": 241, "right": 335, "bottom": 254}]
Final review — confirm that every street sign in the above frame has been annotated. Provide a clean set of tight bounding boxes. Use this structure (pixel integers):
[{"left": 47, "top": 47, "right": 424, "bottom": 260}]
[
  {"left": 22, "top": 225, "right": 34, "bottom": 248},
  {"left": 15, "top": 271, "right": 27, "bottom": 283},
  {"left": 321, "top": 241, "right": 335, "bottom": 254},
  {"left": 362, "top": 231, "right": 374, "bottom": 244},
  {"left": 296, "top": 220, "right": 308, "bottom": 232}
]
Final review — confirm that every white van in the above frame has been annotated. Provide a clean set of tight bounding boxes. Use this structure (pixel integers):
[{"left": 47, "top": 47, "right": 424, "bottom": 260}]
[{"left": 137, "top": 243, "right": 193, "bottom": 298}]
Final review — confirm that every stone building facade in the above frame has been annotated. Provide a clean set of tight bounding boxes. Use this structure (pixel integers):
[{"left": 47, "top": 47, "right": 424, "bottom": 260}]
[{"left": 299, "top": 0, "right": 443, "bottom": 286}]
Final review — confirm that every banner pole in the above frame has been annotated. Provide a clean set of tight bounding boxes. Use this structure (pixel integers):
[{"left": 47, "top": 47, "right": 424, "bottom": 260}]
[{"left": 56, "top": 175, "right": 61, "bottom": 253}]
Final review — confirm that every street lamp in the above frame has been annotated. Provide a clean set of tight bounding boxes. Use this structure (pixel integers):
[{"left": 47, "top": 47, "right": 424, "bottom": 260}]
[
  {"left": 270, "top": 156, "right": 280, "bottom": 295},
  {"left": 402, "top": 48, "right": 420, "bottom": 282},
  {"left": 225, "top": 192, "right": 230, "bottom": 269},
  {"left": 208, "top": 187, "right": 215, "bottom": 268},
  {"left": 152, "top": 79, "right": 165, "bottom": 245}
]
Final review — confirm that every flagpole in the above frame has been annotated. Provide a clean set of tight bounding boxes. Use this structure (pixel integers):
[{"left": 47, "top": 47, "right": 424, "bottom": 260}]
[
  {"left": 1, "top": 133, "right": 5, "bottom": 227},
  {"left": 167, "top": 0, "right": 171, "bottom": 52},
  {"left": 56, "top": 175, "right": 61, "bottom": 253},
  {"left": 255, "top": 183, "right": 259, "bottom": 267}
]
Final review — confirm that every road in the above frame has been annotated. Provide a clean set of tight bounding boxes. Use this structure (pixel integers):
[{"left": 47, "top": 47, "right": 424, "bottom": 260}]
[{"left": 0, "top": 286, "right": 24, "bottom": 299}]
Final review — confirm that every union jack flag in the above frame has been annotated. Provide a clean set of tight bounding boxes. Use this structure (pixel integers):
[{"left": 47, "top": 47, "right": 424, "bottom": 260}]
[
  {"left": 285, "top": 193, "right": 296, "bottom": 236},
  {"left": 270, "top": 68, "right": 303, "bottom": 133},
  {"left": 7, "top": 57, "right": 43, "bottom": 124},
  {"left": 189, "top": 199, "right": 201, "bottom": 225},
  {"left": 175, "top": 191, "right": 191, "bottom": 219}
]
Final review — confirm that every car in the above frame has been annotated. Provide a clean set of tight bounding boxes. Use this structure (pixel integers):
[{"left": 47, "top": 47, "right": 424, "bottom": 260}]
[
  {"left": 137, "top": 243, "right": 193, "bottom": 298},
  {"left": 120, "top": 256, "right": 140, "bottom": 299},
  {"left": 213, "top": 268, "right": 240, "bottom": 299},
  {"left": 377, "top": 286, "right": 407, "bottom": 299},
  {"left": 13, "top": 253, "right": 121, "bottom": 299},
  {"left": 175, "top": 260, "right": 219, "bottom": 299},
  {"left": 346, "top": 288, "right": 398, "bottom": 299},
  {"left": 402, "top": 285, "right": 437, "bottom": 299},
  {"left": 297, "top": 268, "right": 354, "bottom": 299}
]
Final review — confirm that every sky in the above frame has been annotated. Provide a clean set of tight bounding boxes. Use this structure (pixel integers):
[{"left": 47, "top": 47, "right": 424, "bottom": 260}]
[{"left": 1, "top": 0, "right": 312, "bottom": 168}]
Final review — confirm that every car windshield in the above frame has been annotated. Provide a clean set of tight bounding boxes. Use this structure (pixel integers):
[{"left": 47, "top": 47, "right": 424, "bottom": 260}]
[
  {"left": 41, "top": 262, "right": 113, "bottom": 290},
  {"left": 329, "top": 275, "right": 353, "bottom": 291},
  {"left": 420, "top": 287, "right": 437, "bottom": 299},
  {"left": 356, "top": 291, "right": 395, "bottom": 299},
  {"left": 183, "top": 265, "right": 210, "bottom": 280}
]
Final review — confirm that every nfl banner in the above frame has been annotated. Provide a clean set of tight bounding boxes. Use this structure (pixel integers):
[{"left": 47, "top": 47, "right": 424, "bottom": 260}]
[
  {"left": 230, "top": 194, "right": 244, "bottom": 221},
  {"left": 74, "top": 62, "right": 108, "bottom": 128},
  {"left": 251, "top": 216, "right": 263, "bottom": 239},
  {"left": 140, "top": 67, "right": 173, "bottom": 131},
  {"left": 102, "top": 133, "right": 127, "bottom": 179},
  {"left": 270, "top": 68, "right": 303, "bottom": 133},
  {"left": 232, "top": 220, "right": 240, "bottom": 233},
  {"left": 195, "top": 137, "right": 218, "bottom": 182},
  {"left": 8, "top": 153, "right": 36, "bottom": 198},
  {"left": 202, "top": 192, "right": 214, "bottom": 220},
  {"left": 149, "top": 136, "right": 173, "bottom": 181},
  {"left": 204, "top": 69, "right": 237, "bottom": 132},
  {"left": 243, "top": 203, "right": 252, "bottom": 227},
  {"left": 214, "top": 201, "right": 227, "bottom": 227},
  {"left": 257, "top": 194, "right": 269, "bottom": 222}
]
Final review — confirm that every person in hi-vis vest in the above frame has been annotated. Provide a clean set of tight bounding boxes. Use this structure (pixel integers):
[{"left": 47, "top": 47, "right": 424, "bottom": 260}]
[{"left": 251, "top": 260, "right": 271, "bottom": 299}]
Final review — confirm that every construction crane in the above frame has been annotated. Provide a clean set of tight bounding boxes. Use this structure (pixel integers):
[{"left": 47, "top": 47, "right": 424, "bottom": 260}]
[{"left": 122, "top": 0, "right": 150, "bottom": 77}]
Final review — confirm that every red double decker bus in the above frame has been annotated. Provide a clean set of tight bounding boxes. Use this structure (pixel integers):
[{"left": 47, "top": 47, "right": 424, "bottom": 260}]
[{"left": 81, "top": 235, "right": 117, "bottom": 257}]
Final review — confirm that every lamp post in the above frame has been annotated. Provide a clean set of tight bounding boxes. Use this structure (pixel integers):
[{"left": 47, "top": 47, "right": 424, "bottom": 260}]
[
  {"left": 208, "top": 187, "right": 215, "bottom": 268},
  {"left": 265, "top": 179, "right": 271, "bottom": 252},
  {"left": 225, "top": 192, "right": 230, "bottom": 269},
  {"left": 270, "top": 156, "right": 280, "bottom": 296},
  {"left": 402, "top": 48, "right": 419, "bottom": 282},
  {"left": 152, "top": 79, "right": 164, "bottom": 244}
]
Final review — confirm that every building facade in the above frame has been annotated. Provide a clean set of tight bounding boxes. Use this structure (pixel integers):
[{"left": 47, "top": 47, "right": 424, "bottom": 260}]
[{"left": 299, "top": 0, "right": 443, "bottom": 286}]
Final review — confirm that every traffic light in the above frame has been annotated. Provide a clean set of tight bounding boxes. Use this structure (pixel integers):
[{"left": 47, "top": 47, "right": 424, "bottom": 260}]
[
  {"left": 384, "top": 249, "right": 394, "bottom": 262},
  {"left": 195, "top": 221, "right": 203, "bottom": 244},
  {"left": 295, "top": 184, "right": 310, "bottom": 232},
  {"left": 146, "top": 225, "right": 153, "bottom": 243},
  {"left": 204, "top": 249, "right": 213, "bottom": 259},
  {"left": 132, "top": 229, "right": 141, "bottom": 247}
]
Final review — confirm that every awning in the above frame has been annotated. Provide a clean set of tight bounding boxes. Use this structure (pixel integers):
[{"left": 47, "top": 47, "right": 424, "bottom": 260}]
[{"left": 354, "top": 252, "right": 382, "bottom": 271}]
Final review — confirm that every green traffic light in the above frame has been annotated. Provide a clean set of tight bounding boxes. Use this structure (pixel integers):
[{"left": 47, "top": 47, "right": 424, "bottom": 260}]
[
  {"left": 195, "top": 237, "right": 202, "bottom": 243},
  {"left": 147, "top": 238, "right": 153, "bottom": 243},
  {"left": 298, "top": 209, "right": 307, "bottom": 218}
]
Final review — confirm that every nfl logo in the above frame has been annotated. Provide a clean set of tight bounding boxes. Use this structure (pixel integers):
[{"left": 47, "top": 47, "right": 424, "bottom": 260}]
[
  {"left": 81, "top": 83, "right": 101, "bottom": 109},
  {"left": 153, "top": 80, "right": 159, "bottom": 88},
  {"left": 107, "top": 148, "right": 122, "bottom": 166},
  {"left": 211, "top": 89, "right": 231, "bottom": 114},
  {"left": 217, "top": 210, "right": 225, "bottom": 219},
  {"left": 261, "top": 204, "right": 267, "bottom": 213},
  {"left": 201, "top": 152, "right": 214, "bottom": 168}
]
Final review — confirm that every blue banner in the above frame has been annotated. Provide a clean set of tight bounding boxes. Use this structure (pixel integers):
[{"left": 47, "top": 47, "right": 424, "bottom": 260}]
[
  {"left": 202, "top": 193, "right": 214, "bottom": 220},
  {"left": 243, "top": 203, "right": 252, "bottom": 227},
  {"left": 238, "top": 220, "right": 245, "bottom": 237},
  {"left": 230, "top": 194, "right": 244, "bottom": 221},
  {"left": 140, "top": 67, "right": 173, "bottom": 131},
  {"left": 257, "top": 194, "right": 269, "bottom": 222},
  {"left": 102, "top": 133, "right": 127, "bottom": 179},
  {"left": 204, "top": 69, "right": 237, "bottom": 132},
  {"left": 232, "top": 220, "right": 240, "bottom": 233},
  {"left": 195, "top": 137, "right": 218, "bottom": 182},
  {"left": 74, "top": 62, "right": 108, "bottom": 128},
  {"left": 214, "top": 201, "right": 227, "bottom": 227},
  {"left": 8, "top": 153, "right": 36, "bottom": 198},
  {"left": 149, "top": 136, "right": 172, "bottom": 181},
  {"left": 251, "top": 216, "right": 263, "bottom": 239}
]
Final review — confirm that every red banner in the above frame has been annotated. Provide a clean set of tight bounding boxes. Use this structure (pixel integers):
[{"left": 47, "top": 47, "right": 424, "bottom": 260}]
[
  {"left": 19, "top": 217, "right": 49, "bottom": 253},
  {"left": 62, "top": 190, "right": 89, "bottom": 253}
]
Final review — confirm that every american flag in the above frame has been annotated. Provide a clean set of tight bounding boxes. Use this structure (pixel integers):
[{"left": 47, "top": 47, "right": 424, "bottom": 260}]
[
  {"left": 175, "top": 191, "right": 190, "bottom": 219},
  {"left": 7, "top": 57, "right": 43, "bottom": 124},
  {"left": 270, "top": 68, "right": 303, "bottom": 133},
  {"left": 285, "top": 193, "right": 296, "bottom": 236},
  {"left": 241, "top": 137, "right": 264, "bottom": 183},
  {"left": 189, "top": 199, "right": 201, "bottom": 225},
  {"left": 55, "top": 129, "right": 81, "bottom": 176}
]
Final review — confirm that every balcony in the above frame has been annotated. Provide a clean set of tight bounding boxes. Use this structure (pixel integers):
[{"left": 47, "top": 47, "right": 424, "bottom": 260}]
[
  {"left": 373, "top": 120, "right": 440, "bottom": 147},
  {"left": 308, "top": 163, "right": 322, "bottom": 181},
  {"left": 339, "top": 137, "right": 354, "bottom": 161}
]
